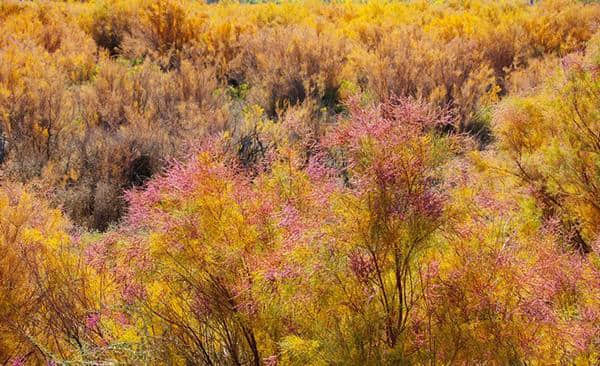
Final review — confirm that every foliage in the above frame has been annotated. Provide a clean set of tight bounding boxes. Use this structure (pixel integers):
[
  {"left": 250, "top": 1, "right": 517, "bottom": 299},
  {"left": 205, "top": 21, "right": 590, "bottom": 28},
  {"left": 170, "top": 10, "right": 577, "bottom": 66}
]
[
  {"left": 0, "top": 0, "right": 598, "bottom": 230},
  {"left": 0, "top": 184, "right": 121, "bottom": 364},
  {"left": 493, "top": 35, "right": 600, "bottom": 253},
  {"left": 1, "top": 0, "right": 600, "bottom": 365}
]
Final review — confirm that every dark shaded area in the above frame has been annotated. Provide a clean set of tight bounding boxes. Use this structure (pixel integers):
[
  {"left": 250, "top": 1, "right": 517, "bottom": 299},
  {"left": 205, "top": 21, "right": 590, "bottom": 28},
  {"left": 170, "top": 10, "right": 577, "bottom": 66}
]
[
  {"left": 238, "top": 131, "right": 267, "bottom": 170},
  {"left": 464, "top": 119, "right": 494, "bottom": 149},
  {"left": 127, "top": 155, "right": 154, "bottom": 188},
  {"left": 0, "top": 134, "right": 5, "bottom": 165}
]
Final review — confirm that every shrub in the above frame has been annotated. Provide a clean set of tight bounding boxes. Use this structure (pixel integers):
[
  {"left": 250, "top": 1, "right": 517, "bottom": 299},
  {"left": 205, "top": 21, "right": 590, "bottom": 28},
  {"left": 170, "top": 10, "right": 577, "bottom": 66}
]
[
  {"left": 233, "top": 25, "right": 349, "bottom": 117},
  {"left": 353, "top": 26, "right": 499, "bottom": 130},
  {"left": 89, "top": 0, "right": 134, "bottom": 56},
  {"left": 493, "top": 39, "right": 600, "bottom": 253},
  {"left": 1, "top": 2, "right": 600, "bottom": 363},
  {"left": 0, "top": 185, "right": 101, "bottom": 364}
]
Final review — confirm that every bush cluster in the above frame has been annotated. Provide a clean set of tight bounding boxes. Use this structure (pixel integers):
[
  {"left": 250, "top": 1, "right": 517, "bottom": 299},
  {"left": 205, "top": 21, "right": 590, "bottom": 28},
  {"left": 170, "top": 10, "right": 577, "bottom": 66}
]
[
  {"left": 1, "top": 0, "right": 600, "bottom": 365},
  {"left": 1, "top": 0, "right": 598, "bottom": 229}
]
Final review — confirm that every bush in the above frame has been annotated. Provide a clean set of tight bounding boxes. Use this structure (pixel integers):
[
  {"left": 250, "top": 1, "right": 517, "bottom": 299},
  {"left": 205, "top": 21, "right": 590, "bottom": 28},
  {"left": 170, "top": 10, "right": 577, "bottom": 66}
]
[
  {"left": 233, "top": 25, "right": 349, "bottom": 117},
  {"left": 0, "top": 185, "right": 102, "bottom": 364},
  {"left": 493, "top": 38, "right": 600, "bottom": 253},
  {"left": 1, "top": 2, "right": 600, "bottom": 363}
]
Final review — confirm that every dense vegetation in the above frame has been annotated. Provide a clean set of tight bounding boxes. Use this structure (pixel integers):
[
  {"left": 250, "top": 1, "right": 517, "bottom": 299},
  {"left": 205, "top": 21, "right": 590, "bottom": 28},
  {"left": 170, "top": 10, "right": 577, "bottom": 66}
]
[{"left": 1, "top": 0, "right": 600, "bottom": 364}]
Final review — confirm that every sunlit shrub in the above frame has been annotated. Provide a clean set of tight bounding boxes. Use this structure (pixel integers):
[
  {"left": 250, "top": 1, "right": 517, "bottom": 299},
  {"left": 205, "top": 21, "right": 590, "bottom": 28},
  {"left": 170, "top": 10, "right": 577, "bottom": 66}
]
[
  {"left": 353, "top": 25, "right": 498, "bottom": 129},
  {"left": 505, "top": 55, "right": 560, "bottom": 95},
  {"left": 233, "top": 25, "right": 349, "bottom": 117},
  {"left": 1, "top": 0, "right": 598, "bottom": 231},
  {"left": 494, "top": 38, "right": 600, "bottom": 253},
  {"left": 89, "top": 0, "right": 134, "bottom": 56},
  {"left": 410, "top": 160, "right": 600, "bottom": 364},
  {"left": 0, "top": 185, "right": 106, "bottom": 364},
  {"left": 524, "top": 0, "right": 600, "bottom": 56},
  {"left": 1, "top": 2, "right": 600, "bottom": 363}
]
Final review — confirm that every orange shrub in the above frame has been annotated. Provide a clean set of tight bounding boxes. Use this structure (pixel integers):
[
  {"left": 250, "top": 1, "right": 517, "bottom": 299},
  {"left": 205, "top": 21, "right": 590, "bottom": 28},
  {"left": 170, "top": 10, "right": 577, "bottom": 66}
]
[{"left": 233, "top": 25, "right": 350, "bottom": 117}]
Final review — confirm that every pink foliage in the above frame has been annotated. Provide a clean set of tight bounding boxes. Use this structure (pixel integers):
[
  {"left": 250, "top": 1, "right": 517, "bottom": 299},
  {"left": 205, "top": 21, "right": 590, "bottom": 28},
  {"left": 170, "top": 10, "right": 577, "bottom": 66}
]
[
  {"left": 115, "top": 266, "right": 146, "bottom": 304},
  {"left": 85, "top": 312, "right": 101, "bottom": 330},
  {"left": 348, "top": 250, "right": 375, "bottom": 283},
  {"left": 328, "top": 97, "right": 446, "bottom": 151},
  {"left": 192, "top": 293, "right": 213, "bottom": 317},
  {"left": 84, "top": 235, "right": 114, "bottom": 271},
  {"left": 278, "top": 203, "right": 304, "bottom": 247},
  {"left": 305, "top": 153, "right": 340, "bottom": 206},
  {"left": 264, "top": 355, "right": 278, "bottom": 366},
  {"left": 10, "top": 358, "right": 24, "bottom": 366},
  {"left": 326, "top": 97, "right": 451, "bottom": 229},
  {"left": 124, "top": 138, "right": 235, "bottom": 230}
]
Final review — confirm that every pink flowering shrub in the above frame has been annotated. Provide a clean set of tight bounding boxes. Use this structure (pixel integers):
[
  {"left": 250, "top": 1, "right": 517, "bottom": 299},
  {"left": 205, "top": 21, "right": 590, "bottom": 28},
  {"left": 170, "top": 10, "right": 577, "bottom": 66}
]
[{"left": 3, "top": 1, "right": 600, "bottom": 364}]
